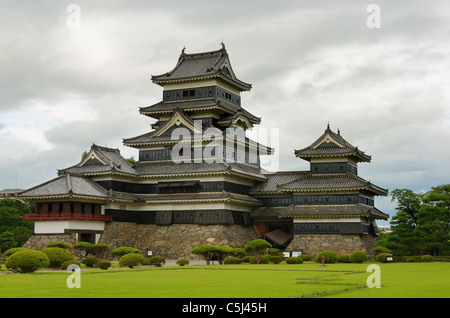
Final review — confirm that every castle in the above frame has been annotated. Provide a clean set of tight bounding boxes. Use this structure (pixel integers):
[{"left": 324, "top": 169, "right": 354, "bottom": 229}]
[{"left": 20, "top": 44, "right": 388, "bottom": 258}]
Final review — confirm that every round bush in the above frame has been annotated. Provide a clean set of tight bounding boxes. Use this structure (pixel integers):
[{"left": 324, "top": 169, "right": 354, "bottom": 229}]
[
  {"left": 41, "top": 247, "right": 74, "bottom": 268},
  {"left": 82, "top": 256, "right": 99, "bottom": 267},
  {"left": 375, "top": 253, "right": 391, "bottom": 263},
  {"left": 149, "top": 256, "right": 166, "bottom": 267},
  {"left": 260, "top": 255, "right": 270, "bottom": 264},
  {"left": 337, "top": 255, "right": 351, "bottom": 263},
  {"left": 372, "top": 246, "right": 392, "bottom": 255},
  {"left": 111, "top": 247, "right": 141, "bottom": 258},
  {"left": 296, "top": 256, "right": 304, "bottom": 264},
  {"left": 350, "top": 251, "right": 368, "bottom": 263},
  {"left": 269, "top": 256, "right": 282, "bottom": 264},
  {"left": 46, "top": 242, "right": 70, "bottom": 249},
  {"left": 286, "top": 257, "right": 298, "bottom": 264},
  {"left": 299, "top": 254, "right": 311, "bottom": 261},
  {"left": 3, "top": 247, "right": 27, "bottom": 257},
  {"left": 119, "top": 253, "right": 145, "bottom": 268},
  {"left": 224, "top": 257, "right": 242, "bottom": 264},
  {"left": 241, "top": 256, "right": 251, "bottom": 263},
  {"left": 315, "top": 250, "right": 338, "bottom": 264},
  {"left": 96, "top": 261, "right": 112, "bottom": 270},
  {"left": 5, "top": 250, "right": 50, "bottom": 273},
  {"left": 176, "top": 259, "right": 190, "bottom": 266},
  {"left": 61, "top": 260, "right": 81, "bottom": 270},
  {"left": 421, "top": 255, "right": 433, "bottom": 262}
]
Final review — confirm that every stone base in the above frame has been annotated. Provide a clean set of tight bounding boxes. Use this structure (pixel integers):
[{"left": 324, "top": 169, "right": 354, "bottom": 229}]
[
  {"left": 98, "top": 222, "right": 258, "bottom": 259},
  {"left": 285, "top": 234, "right": 378, "bottom": 258},
  {"left": 22, "top": 233, "right": 77, "bottom": 250}
]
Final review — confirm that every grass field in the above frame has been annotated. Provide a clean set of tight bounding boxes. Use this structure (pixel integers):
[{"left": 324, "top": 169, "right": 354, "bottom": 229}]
[{"left": 1, "top": 261, "right": 449, "bottom": 298}]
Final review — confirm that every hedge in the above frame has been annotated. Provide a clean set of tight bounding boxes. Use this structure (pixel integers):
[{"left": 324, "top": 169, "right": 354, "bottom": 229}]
[
  {"left": 119, "top": 253, "right": 145, "bottom": 268},
  {"left": 350, "top": 251, "right": 368, "bottom": 263},
  {"left": 315, "top": 250, "right": 338, "bottom": 264}
]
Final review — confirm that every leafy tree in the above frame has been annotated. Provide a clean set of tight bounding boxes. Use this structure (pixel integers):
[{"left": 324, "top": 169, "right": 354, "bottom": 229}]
[
  {"left": 415, "top": 184, "right": 450, "bottom": 256},
  {"left": 382, "top": 185, "right": 450, "bottom": 256},
  {"left": 0, "top": 231, "right": 16, "bottom": 253},
  {"left": 191, "top": 245, "right": 218, "bottom": 265},
  {"left": 215, "top": 246, "right": 234, "bottom": 265},
  {"left": 244, "top": 239, "right": 271, "bottom": 264},
  {"left": 0, "top": 199, "right": 34, "bottom": 248}
]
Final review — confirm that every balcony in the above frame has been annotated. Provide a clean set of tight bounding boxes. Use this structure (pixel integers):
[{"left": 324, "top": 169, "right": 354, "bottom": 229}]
[{"left": 23, "top": 213, "right": 112, "bottom": 222}]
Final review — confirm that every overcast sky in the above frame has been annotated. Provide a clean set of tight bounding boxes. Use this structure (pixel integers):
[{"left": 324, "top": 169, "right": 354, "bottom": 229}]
[{"left": 1, "top": 1, "right": 449, "bottom": 218}]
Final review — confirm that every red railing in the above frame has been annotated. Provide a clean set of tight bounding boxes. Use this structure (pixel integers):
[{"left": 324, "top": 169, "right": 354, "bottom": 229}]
[{"left": 23, "top": 213, "right": 112, "bottom": 222}]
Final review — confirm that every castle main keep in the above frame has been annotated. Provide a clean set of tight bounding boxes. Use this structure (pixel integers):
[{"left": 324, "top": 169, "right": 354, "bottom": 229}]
[{"left": 20, "top": 44, "right": 388, "bottom": 258}]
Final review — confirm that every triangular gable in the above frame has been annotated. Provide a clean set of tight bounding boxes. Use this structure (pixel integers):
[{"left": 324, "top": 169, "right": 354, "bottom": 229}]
[{"left": 153, "top": 110, "right": 203, "bottom": 137}]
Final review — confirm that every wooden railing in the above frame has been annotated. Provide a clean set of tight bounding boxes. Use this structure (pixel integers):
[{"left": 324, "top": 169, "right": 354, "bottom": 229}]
[{"left": 22, "top": 213, "right": 112, "bottom": 222}]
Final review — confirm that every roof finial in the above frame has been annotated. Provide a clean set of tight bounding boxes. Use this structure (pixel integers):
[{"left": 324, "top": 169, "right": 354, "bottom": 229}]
[
  {"left": 337, "top": 127, "right": 340, "bottom": 135},
  {"left": 181, "top": 46, "right": 186, "bottom": 55},
  {"left": 220, "top": 41, "right": 226, "bottom": 50},
  {"left": 327, "top": 121, "right": 330, "bottom": 130}
]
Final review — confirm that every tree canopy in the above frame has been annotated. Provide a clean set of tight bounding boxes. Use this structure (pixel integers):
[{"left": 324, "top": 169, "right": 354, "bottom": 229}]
[{"left": 380, "top": 184, "right": 450, "bottom": 256}]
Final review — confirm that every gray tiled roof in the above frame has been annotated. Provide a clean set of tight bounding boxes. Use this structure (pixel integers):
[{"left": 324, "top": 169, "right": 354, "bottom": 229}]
[
  {"left": 277, "top": 172, "right": 388, "bottom": 195},
  {"left": 59, "top": 144, "right": 137, "bottom": 176},
  {"left": 19, "top": 173, "right": 108, "bottom": 199},
  {"left": 151, "top": 45, "right": 252, "bottom": 91},
  {"left": 139, "top": 97, "right": 261, "bottom": 124},
  {"left": 278, "top": 204, "right": 389, "bottom": 220},
  {"left": 138, "top": 191, "right": 261, "bottom": 205},
  {"left": 295, "top": 126, "right": 371, "bottom": 162},
  {"left": 134, "top": 161, "right": 267, "bottom": 180},
  {"left": 250, "top": 171, "right": 308, "bottom": 193}
]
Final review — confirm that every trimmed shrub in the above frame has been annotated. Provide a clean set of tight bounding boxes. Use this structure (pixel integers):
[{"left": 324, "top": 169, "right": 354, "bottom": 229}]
[
  {"left": 149, "top": 256, "right": 166, "bottom": 267},
  {"left": 372, "top": 246, "right": 392, "bottom": 255},
  {"left": 61, "top": 260, "right": 81, "bottom": 270},
  {"left": 5, "top": 250, "right": 50, "bottom": 273},
  {"left": 3, "top": 247, "right": 27, "bottom": 257},
  {"left": 111, "top": 247, "right": 141, "bottom": 258},
  {"left": 119, "top": 253, "right": 145, "bottom": 268},
  {"left": 176, "top": 259, "right": 190, "bottom": 266},
  {"left": 224, "top": 257, "right": 242, "bottom": 264},
  {"left": 191, "top": 245, "right": 218, "bottom": 265},
  {"left": 96, "top": 261, "right": 111, "bottom": 270},
  {"left": 72, "top": 242, "right": 92, "bottom": 259},
  {"left": 350, "top": 251, "right": 368, "bottom": 263},
  {"left": 269, "top": 256, "right": 283, "bottom": 264},
  {"left": 260, "top": 255, "right": 270, "bottom": 264},
  {"left": 315, "top": 250, "right": 338, "bottom": 264},
  {"left": 296, "top": 256, "right": 304, "bottom": 264},
  {"left": 244, "top": 239, "right": 272, "bottom": 264},
  {"left": 46, "top": 242, "right": 70, "bottom": 249},
  {"left": 232, "top": 248, "right": 246, "bottom": 258},
  {"left": 82, "top": 256, "right": 99, "bottom": 267},
  {"left": 89, "top": 243, "right": 110, "bottom": 259},
  {"left": 337, "top": 255, "right": 351, "bottom": 263},
  {"left": 375, "top": 253, "right": 391, "bottom": 263},
  {"left": 241, "top": 256, "right": 251, "bottom": 263},
  {"left": 286, "top": 257, "right": 298, "bottom": 264},
  {"left": 299, "top": 254, "right": 311, "bottom": 261},
  {"left": 421, "top": 255, "right": 433, "bottom": 262},
  {"left": 41, "top": 247, "right": 74, "bottom": 268}
]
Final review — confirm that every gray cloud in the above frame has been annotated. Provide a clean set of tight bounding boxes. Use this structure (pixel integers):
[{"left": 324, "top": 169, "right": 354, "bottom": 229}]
[{"left": 1, "top": 0, "right": 449, "bottom": 213}]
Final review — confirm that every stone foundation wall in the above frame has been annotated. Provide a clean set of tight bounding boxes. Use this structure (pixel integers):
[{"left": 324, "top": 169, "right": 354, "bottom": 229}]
[
  {"left": 285, "top": 234, "right": 378, "bottom": 258},
  {"left": 98, "top": 222, "right": 258, "bottom": 259},
  {"left": 23, "top": 233, "right": 77, "bottom": 250}
]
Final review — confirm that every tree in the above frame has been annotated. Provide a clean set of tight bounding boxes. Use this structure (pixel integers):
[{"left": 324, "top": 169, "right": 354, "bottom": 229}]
[
  {"left": 244, "top": 239, "right": 271, "bottom": 264},
  {"left": 191, "top": 245, "right": 218, "bottom": 265},
  {"left": 382, "top": 185, "right": 450, "bottom": 256},
  {"left": 415, "top": 185, "right": 450, "bottom": 256},
  {"left": 215, "top": 246, "right": 234, "bottom": 265},
  {"left": 0, "top": 231, "right": 16, "bottom": 253},
  {"left": 0, "top": 199, "right": 34, "bottom": 248}
]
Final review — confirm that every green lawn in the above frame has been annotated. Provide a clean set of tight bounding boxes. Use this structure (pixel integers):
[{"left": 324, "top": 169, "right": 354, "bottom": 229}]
[{"left": 0, "top": 262, "right": 449, "bottom": 298}]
